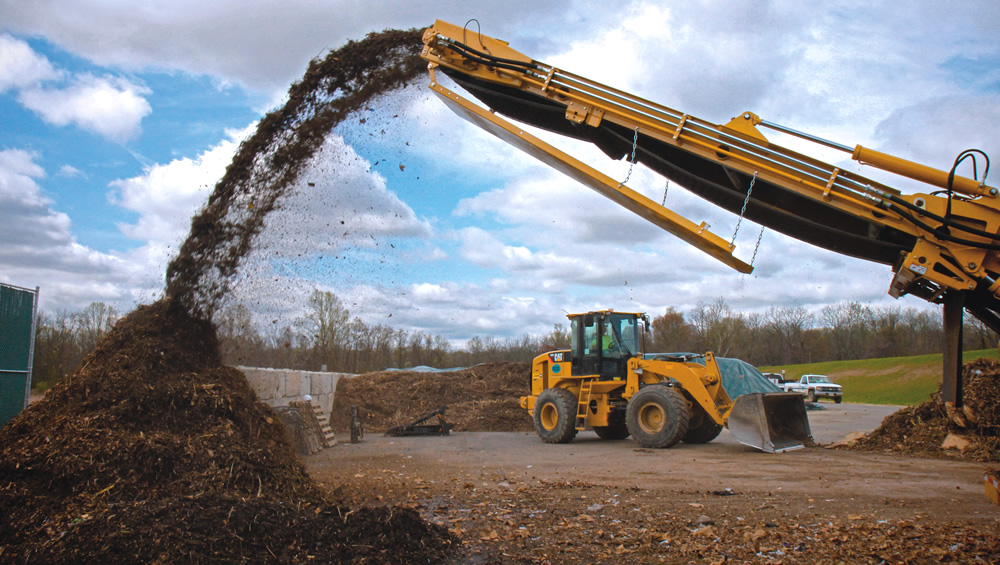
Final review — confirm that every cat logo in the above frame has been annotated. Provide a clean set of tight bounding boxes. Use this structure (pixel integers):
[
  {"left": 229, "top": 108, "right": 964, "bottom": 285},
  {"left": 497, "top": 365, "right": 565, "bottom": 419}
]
[{"left": 548, "top": 352, "right": 565, "bottom": 363}]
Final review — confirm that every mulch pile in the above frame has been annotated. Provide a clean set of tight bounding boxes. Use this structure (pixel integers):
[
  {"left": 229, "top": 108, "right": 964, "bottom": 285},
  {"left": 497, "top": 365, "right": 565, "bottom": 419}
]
[
  {"left": 0, "top": 29, "right": 463, "bottom": 563},
  {"left": 850, "top": 357, "right": 1000, "bottom": 461},
  {"left": 330, "top": 363, "right": 534, "bottom": 434},
  {"left": 0, "top": 301, "right": 454, "bottom": 562}
]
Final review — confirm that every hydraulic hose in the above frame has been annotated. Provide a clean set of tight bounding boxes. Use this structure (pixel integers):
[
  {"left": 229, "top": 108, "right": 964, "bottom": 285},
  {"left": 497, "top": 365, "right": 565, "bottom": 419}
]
[
  {"left": 886, "top": 201, "right": 1000, "bottom": 252},
  {"left": 436, "top": 36, "right": 540, "bottom": 74},
  {"left": 878, "top": 190, "right": 1000, "bottom": 245}
]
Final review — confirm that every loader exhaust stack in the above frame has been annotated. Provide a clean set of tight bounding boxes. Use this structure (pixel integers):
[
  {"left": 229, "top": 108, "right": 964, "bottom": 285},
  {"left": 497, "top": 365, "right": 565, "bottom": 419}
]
[{"left": 727, "top": 393, "right": 812, "bottom": 453}]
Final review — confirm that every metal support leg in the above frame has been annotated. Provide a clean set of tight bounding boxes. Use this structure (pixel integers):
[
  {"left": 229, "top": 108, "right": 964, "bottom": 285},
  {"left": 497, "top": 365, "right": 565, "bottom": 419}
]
[{"left": 941, "top": 292, "right": 964, "bottom": 407}]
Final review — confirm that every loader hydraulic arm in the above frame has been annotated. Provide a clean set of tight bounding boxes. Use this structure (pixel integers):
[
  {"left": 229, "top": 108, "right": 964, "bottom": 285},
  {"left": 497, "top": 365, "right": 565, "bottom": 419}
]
[{"left": 419, "top": 20, "right": 1000, "bottom": 330}]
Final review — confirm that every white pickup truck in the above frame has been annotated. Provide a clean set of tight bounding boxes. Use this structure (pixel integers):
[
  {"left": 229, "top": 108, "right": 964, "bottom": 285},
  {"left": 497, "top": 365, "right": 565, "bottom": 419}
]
[{"left": 782, "top": 374, "right": 843, "bottom": 403}]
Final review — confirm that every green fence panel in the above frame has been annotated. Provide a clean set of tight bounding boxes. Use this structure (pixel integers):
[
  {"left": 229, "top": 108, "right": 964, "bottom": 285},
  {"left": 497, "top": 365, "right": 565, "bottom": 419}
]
[{"left": 0, "top": 284, "right": 38, "bottom": 427}]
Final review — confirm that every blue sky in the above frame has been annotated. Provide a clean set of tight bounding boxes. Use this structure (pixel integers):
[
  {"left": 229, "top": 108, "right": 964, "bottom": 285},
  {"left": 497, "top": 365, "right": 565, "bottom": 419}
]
[{"left": 2, "top": 1, "right": 999, "bottom": 342}]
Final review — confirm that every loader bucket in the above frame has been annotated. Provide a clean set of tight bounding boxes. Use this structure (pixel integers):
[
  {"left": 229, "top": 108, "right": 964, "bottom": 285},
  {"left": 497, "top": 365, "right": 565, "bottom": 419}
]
[{"left": 727, "top": 393, "right": 812, "bottom": 453}]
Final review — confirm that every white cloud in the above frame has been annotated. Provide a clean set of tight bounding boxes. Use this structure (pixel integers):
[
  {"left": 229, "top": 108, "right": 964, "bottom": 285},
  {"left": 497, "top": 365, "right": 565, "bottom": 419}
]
[
  {"left": 0, "top": 1, "right": 618, "bottom": 93},
  {"left": 0, "top": 34, "right": 59, "bottom": 92},
  {"left": 110, "top": 124, "right": 252, "bottom": 246},
  {"left": 872, "top": 94, "right": 1000, "bottom": 168},
  {"left": 18, "top": 74, "right": 151, "bottom": 142},
  {"left": 0, "top": 148, "right": 45, "bottom": 185},
  {"left": 0, "top": 148, "right": 139, "bottom": 310},
  {"left": 57, "top": 164, "right": 85, "bottom": 178}
]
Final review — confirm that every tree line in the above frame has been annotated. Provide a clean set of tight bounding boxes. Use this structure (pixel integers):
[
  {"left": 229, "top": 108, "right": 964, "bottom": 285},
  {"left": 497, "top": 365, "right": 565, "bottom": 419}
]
[
  {"left": 647, "top": 298, "right": 996, "bottom": 367},
  {"left": 31, "top": 302, "right": 120, "bottom": 392},
  {"left": 27, "top": 292, "right": 997, "bottom": 390}
]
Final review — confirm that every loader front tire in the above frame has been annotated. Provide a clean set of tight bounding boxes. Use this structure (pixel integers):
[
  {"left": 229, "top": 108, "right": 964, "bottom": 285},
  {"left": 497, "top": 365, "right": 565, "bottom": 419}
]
[
  {"left": 533, "top": 387, "right": 578, "bottom": 444},
  {"left": 683, "top": 402, "right": 724, "bottom": 444},
  {"left": 626, "top": 386, "right": 690, "bottom": 448}
]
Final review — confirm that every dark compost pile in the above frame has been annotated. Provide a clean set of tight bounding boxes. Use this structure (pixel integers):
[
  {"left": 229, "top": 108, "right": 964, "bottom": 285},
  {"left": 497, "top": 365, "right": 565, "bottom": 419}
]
[
  {"left": 0, "top": 29, "right": 459, "bottom": 563},
  {"left": 0, "top": 301, "right": 453, "bottom": 562}
]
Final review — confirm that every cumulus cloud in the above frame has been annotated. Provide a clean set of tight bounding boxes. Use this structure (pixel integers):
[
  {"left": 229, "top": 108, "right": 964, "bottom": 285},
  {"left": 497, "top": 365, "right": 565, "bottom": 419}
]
[
  {"left": 0, "top": 149, "right": 68, "bottom": 247},
  {"left": 0, "top": 0, "right": 617, "bottom": 93},
  {"left": 0, "top": 148, "right": 135, "bottom": 309},
  {"left": 872, "top": 94, "right": 1000, "bottom": 169},
  {"left": 110, "top": 124, "right": 252, "bottom": 246},
  {"left": 0, "top": 34, "right": 59, "bottom": 92},
  {"left": 18, "top": 74, "right": 152, "bottom": 142}
]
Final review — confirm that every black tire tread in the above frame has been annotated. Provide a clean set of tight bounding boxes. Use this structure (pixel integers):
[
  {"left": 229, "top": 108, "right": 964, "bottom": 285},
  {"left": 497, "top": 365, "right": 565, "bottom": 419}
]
[
  {"left": 533, "top": 387, "right": 578, "bottom": 444},
  {"left": 683, "top": 402, "right": 724, "bottom": 444},
  {"left": 625, "top": 386, "right": 690, "bottom": 449}
]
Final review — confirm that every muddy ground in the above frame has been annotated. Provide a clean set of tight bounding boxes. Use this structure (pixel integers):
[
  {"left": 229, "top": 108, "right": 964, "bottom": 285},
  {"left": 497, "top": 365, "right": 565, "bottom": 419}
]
[{"left": 308, "top": 403, "right": 1000, "bottom": 564}]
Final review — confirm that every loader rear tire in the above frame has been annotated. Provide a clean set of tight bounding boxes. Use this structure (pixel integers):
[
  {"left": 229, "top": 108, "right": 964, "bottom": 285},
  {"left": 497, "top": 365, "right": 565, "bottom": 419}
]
[
  {"left": 533, "top": 387, "right": 578, "bottom": 444},
  {"left": 626, "top": 386, "right": 690, "bottom": 448},
  {"left": 683, "top": 403, "right": 723, "bottom": 444}
]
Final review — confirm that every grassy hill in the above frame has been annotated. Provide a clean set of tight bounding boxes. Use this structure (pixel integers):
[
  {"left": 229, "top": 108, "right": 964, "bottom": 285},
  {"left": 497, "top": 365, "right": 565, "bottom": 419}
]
[{"left": 760, "top": 348, "right": 1000, "bottom": 406}]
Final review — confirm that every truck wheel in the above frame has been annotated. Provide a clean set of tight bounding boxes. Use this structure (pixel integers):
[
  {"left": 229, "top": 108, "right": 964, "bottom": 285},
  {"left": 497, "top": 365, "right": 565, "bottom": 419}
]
[
  {"left": 834, "top": 396, "right": 842, "bottom": 404},
  {"left": 593, "top": 425, "right": 630, "bottom": 440},
  {"left": 807, "top": 389, "right": 817, "bottom": 403},
  {"left": 626, "top": 386, "right": 690, "bottom": 448},
  {"left": 533, "top": 387, "right": 578, "bottom": 444},
  {"left": 683, "top": 402, "right": 723, "bottom": 444}
]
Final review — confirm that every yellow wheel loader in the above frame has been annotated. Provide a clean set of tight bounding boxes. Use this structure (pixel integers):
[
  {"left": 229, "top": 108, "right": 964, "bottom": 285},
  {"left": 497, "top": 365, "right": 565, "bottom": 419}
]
[{"left": 520, "top": 310, "right": 811, "bottom": 452}]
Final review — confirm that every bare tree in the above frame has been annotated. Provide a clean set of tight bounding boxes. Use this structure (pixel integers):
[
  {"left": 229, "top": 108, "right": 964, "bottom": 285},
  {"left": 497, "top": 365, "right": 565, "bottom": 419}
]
[
  {"left": 765, "top": 305, "right": 813, "bottom": 364},
  {"left": 965, "top": 316, "right": 998, "bottom": 351},
  {"left": 690, "top": 298, "right": 743, "bottom": 357},
  {"left": 821, "top": 301, "right": 873, "bottom": 360},
  {"left": 540, "top": 323, "right": 571, "bottom": 351},
  {"left": 869, "top": 305, "right": 905, "bottom": 358},
  {"left": 649, "top": 307, "right": 694, "bottom": 353},
  {"left": 75, "top": 302, "right": 119, "bottom": 354},
  {"left": 31, "top": 311, "right": 78, "bottom": 389},
  {"left": 299, "top": 290, "right": 350, "bottom": 370}
]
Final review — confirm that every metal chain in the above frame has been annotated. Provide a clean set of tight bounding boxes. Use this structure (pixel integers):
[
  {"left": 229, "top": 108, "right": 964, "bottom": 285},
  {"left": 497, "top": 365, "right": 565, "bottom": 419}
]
[
  {"left": 618, "top": 127, "right": 640, "bottom": 188},
  {"left": 661, "top": 180, "right": 670, "bottom": 206},
  {"left": 749, "top": 225, "right": 765, "bottom": 267},
  {"left": 730, "top": 171, "right": 758, "bottom": 247}
]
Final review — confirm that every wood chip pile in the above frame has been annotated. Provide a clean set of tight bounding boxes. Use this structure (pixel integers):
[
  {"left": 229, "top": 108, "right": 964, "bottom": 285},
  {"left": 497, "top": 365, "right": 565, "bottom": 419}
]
[
  {"left": 0, "top": 301, "right": 454, "bottom": 562},
  {"left": 330, "top": 362, "right": 535, "bottom": 434},
  {"left": 851, "top": 357, "right": 1000, "bottom": 461}
]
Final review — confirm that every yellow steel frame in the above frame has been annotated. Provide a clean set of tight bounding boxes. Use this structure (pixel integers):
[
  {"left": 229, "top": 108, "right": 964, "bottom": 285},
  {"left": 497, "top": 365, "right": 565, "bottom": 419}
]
[{"left": 420, "top": 19, "right": 1000, "bottom": 304}]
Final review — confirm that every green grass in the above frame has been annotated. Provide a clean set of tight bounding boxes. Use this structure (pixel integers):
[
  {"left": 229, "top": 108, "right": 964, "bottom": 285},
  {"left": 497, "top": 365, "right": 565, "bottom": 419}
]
[{"left": 760, "top": 348, "right": 999, "bottom": 406}]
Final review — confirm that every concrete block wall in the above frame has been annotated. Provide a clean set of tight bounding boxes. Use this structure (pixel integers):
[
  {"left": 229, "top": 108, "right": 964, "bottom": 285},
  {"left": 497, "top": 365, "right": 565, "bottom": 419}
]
[{"left": 238, "top": 366, "right": 352, "bottom": 416}]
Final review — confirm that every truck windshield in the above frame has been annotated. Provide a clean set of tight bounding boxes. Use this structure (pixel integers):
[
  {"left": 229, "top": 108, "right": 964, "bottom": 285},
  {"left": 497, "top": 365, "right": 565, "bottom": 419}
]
[{"left": 808, "top": 375, "right": 831, "bottom": 383}]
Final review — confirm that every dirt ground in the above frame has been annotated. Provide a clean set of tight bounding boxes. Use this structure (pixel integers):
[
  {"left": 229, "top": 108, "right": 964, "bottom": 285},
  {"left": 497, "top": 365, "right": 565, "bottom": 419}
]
[{"left": 307, "top": 403, "right": 1000, "bottom": 563}]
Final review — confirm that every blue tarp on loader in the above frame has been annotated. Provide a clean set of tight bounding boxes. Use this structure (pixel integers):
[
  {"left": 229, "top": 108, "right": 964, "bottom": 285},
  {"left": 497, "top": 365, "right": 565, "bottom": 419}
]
[{"left": 644, "top": 353, "right": 780, "bottom": 398}]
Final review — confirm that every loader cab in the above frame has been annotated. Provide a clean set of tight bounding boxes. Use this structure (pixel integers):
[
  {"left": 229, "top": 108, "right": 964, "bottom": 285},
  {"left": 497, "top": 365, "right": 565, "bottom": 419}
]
[{"left": 569, "top": 311, "right": 645, "bottom": 379}]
